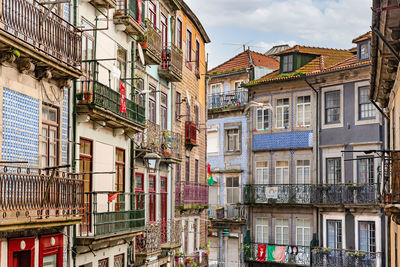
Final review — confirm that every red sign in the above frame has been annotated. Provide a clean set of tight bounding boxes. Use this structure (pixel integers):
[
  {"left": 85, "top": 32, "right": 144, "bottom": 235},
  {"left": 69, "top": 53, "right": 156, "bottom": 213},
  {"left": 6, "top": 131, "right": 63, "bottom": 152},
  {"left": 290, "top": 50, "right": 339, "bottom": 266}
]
[
  {"left": 138, "top": 0, "right": 142, "bottom": 24},
  {"left": 119, "top": 81, "right": 127, "bottom": 114},
  {"left": 257, "top": 244, "right": 266, "bottom": 262}
]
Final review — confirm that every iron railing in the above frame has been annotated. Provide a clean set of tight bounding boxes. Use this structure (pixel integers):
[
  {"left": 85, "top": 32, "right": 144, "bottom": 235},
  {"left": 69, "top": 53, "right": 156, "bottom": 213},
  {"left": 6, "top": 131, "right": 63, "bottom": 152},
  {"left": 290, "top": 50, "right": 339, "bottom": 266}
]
[
  {"left": 208, "top": 204, "right": 246, "bottom": 221},
  {"left": 207, "top": 89, "right": 248, "bottom": 109},
  {"left": 0, "top": 0, "right": 81, "bottom": 68},
  {"left": 244, "top": 242, "right": 310, "bottom": 266},
  {"left": 77, "top": 80, "right": 145, "bottom": 126},
  {"left": 161, "top": 130, "right": 182, "bottom": 160},
  {"left": 175, "top": 251, "right": 208, "bottom": 267},
  {"left": 79, "top": 192, "right": 145, "bottom": 237},
  {"left": 311, "top": 248, "right": 381, "bottom": 267},
  {"left": 244, "top": 184, "right": 379, "bottom": 205},
  {"left": 0, "top": 165, "right": 83, "bottom": 222},
  {"left": 161, "top": 42, "right": 183, "bottom": 80},
  {"left": 145, "top": 23, "right": 162, "bottom": 61},
  {"left": 176, "top": 181, "right": 208, "bottom": 207}
]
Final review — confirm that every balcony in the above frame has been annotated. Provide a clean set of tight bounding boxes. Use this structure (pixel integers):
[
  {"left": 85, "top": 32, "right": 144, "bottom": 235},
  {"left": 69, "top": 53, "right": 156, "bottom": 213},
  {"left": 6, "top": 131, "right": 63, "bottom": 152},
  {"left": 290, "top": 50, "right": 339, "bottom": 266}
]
[
  {"left": 244, "top": 184, "right": 312, "bottom": 205},
  {"left": 77, "top": 192, "right": 145, "bottom": 245},
  {"left": 176, "top": 181, "right": 208, "bottom": 210},
  {"left": 76, "top": 80, "right": 145, "bottom": 131},
  {"left": 114, "top": 1, "right": 145, "bottom": 36},
  {"left": 207, "top": 89, "right": 248, "bottom": 110},
  {"left": 158, "top": 43, "right": 183, "bottom": 82},
  {"left": 0, "top": 0, "right": 81, "bottom": 78},
  {"left": 137, "top": 24, "right": 162, "bottom": 65},
  {"left": 161, "top": 130, "right": 182, "bottom": 162},
  {"left": 244, "top": 242, "right": 310, "bottom": 266},
  {"left": 311, "top": 248, "right": 381, "bottom": 267},
  {"left": 90, "top": 0, "right": 117, "bottom": 8},
  {"left": 208, "top": 204, "right": 246, "bottom": 224},
  {"left": 185, "top": 121, "right": 197, "bottom": 148},
  {"left": 175, "top": 251, "right": 208, "bottom": 267},
  {"left": 0, "top": 166, "right": 83, "bottom": 231}
]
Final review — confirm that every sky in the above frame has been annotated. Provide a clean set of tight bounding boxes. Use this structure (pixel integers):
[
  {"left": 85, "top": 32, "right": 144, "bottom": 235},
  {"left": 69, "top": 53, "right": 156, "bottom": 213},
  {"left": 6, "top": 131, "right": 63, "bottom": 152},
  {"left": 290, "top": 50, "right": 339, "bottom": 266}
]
[{"left": 184, "top": 0, "right": 372, "bottom": 69}]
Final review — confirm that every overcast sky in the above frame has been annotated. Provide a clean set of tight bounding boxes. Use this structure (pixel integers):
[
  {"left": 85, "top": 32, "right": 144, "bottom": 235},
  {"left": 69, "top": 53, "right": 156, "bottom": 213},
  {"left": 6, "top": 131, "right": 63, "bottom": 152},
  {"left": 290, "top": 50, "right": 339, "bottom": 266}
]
[{"left": 185, "top": 0, "right": 372, "bottom": 69}]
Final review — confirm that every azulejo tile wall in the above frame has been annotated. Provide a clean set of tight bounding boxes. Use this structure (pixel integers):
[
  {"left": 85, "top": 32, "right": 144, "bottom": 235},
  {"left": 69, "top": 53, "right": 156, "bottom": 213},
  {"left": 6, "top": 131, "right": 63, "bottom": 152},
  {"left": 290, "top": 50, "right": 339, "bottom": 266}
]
[
  {"left": 253, "top": 131, "right": 313, "bottom": 151},
  {"left": 62, "top": 88, "right": 69, "bottom": 165},
  {"left": 2, "top": 88, "right": 39, "bottom": 166}
]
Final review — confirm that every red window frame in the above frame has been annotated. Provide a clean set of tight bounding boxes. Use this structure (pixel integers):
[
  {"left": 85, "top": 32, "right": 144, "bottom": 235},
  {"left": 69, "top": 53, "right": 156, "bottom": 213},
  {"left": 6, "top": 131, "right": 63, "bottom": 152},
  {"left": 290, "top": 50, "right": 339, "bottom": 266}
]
[
  {"left": 160, "top": 176, "right": 168, "bottom": 243},
  {"left": 177, "top": 19, "right": 183, "bottom": 49},
  {"left": 161, "top": 13, "right": 168, "bottom": 48},
  {"left": 135, "top": 173, "right": 144, "bottom": 210},
  {"left": 185, "top": 156, "right": 190, "bottom": 182},
  {"left": 115, "top": 148, "right": 125, "bottom": 211},
  {"left": 8, "top": 237, "right": 35, "bottom": 267},
  {"left": 114, "top": 254, "right": 124, "bottom": 267},
  {"left": 148, "top": 1, "right": 157, "bottom": 27},
  {"left": 39, "top": 234, "right": 63, "bottom": 267},
  {"left": 80, "top": 138, "right": 93, "bottom": 234},
  {"left": 98, "top": 258, "right": 108, "bottom": 267},
  {"left": 149, "top": 175, "right": 156, "bottom": 222}
]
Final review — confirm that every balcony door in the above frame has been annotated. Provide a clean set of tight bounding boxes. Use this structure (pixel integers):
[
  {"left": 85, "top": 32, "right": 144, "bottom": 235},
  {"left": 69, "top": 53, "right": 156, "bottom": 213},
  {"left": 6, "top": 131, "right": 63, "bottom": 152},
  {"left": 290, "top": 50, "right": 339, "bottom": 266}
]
[
  {"left": 327, "top": 220, "right": 342, "bottom": 249},
  {"left": 161, "top": 13, "right": 168, "bottom": 48},
  {"left": 359, "top": 221, "right": 376, "bottom": 252},
  {"left": 80, "top": 138, "right": 93, "bottom": 234},
  {"left": 161, "top": 176, "right": 168, "bottom": 243},
  {"left": 115, "top": 148, "right": 125, "bottom": 211}
]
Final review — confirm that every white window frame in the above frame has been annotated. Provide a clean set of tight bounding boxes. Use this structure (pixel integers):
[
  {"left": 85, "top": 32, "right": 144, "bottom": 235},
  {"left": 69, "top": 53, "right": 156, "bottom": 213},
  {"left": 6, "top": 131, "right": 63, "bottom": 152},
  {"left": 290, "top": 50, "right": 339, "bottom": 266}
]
[
  {"left": 210, "top": 83, "right": 222, "bottom": 95},
  {"left": 207, "top": 125, "right": 219, "bottom": 155},
  {"left": 226, "top": 128, "right": 240, "bottom": 153},
  {"left": 296, "top": 218, "right": 311, "bottom": 246},
  {"left": 255, "top": 217, "right": 269, "bottom": 243},
  {"left": 282, "top": 55, "right": 293, "bottom": 73},
  {"left": 322, "top": 147, "right": 345, "bottom": 184},
  {"left": 275, "top": 98, "right": 289, "bottom": 129},
  {"left": 296, "top": 95, "right": 311, "bottom": 127},
  {"left": 321, "top": 85, "right": 344, "bottom": 129},
  {"left": 323, "top": 214, "right": 346, "bottom": 249},
  {"left": 354, "top": 215, "right": 381, "bottom": 255},
  {"left": 256, "top": 108, "right": 269, "bottom": 131},
  {"left": 275, "top": 161, "right": 289, "bottom": 184},
  {"left": 354, "top": 80, "right": 379, "bottom": 126},
  {"left": 296, "top": 160, "right": 311, "bottom": 184},
  {"left": 234, "top": 80, "right": 244, "bottom": 91},
  {"left": 275, "top": 218, "right": 289, "bottom": 245},
  {"left": 226, "top": 176, "right": 240, "bottom": 204},
  {"left": 351, "top": 144, "right": 380, "bottom": 184},
  {"left": 255, "top": 161, "right": 268, "bottom": 184}
]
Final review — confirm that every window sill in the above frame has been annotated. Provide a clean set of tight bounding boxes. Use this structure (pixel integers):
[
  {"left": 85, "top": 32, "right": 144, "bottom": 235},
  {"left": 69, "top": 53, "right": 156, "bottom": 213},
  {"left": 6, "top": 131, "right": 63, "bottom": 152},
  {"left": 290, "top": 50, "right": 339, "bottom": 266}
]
[{"left": 224, "top": 151, "right": 241, "bottom": 156}]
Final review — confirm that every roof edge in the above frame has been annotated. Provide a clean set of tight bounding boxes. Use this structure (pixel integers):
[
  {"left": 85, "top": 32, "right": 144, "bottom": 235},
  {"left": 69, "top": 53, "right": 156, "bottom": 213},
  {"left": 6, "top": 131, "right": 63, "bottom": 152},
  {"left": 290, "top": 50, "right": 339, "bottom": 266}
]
[{"left": 178, "top": 0, "right": 211, "bottom": 43}]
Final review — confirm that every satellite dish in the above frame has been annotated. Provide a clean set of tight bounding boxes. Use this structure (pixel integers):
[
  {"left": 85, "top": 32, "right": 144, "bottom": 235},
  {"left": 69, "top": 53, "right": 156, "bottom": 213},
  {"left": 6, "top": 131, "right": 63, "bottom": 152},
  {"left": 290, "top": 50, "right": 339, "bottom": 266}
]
[
  {"left": 138, "top": 43, "right": 145, "bottom": 65},
  {"left": 186, "top": 90, "right": 191, "bottom": 107}
]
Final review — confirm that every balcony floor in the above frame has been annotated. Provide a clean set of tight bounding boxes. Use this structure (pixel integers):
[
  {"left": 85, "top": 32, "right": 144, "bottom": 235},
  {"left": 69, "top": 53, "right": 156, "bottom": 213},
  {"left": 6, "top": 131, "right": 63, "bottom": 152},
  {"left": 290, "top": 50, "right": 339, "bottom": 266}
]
[{"left": 0, "top": 217, "right": 82, "bottom": 232}]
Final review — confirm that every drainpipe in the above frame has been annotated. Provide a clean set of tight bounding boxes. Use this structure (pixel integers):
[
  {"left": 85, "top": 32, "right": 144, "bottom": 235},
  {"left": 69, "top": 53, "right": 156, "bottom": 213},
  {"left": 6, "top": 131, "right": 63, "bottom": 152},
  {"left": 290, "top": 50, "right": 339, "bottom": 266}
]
[{"left": 130, "top": 40, "right": 136, "bottom": 209}]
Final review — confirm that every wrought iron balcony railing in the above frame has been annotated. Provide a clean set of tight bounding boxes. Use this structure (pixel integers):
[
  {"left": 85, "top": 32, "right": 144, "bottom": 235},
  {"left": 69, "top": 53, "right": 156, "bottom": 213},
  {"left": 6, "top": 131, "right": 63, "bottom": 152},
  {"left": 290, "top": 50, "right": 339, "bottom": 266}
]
[
  {"left": 79, "top": 192, "right": 145, "bottom": 237},
  {"left": 0, "top": 166, "right": 83, "bottom": 226},
  {"left": 244, "top": 184, "right": 379, "bottom": 206},
  {"left": 159, "top": 43, "right": 183, "bottom": 82},
  {"left": 76, "top": 80, "right": 145, "bottom": 126},
  {"left": 207, "top": 89, "right": 248, "bottom": 110},
  {"left": 175, "top": 251, "right": 208, "bottom": 267},
  {"left": 311, "top": 248, "right": 381, "bottom": 267},
  {"left": 244, "top": 242, "right": 310, "bottom": 266},
  {"left": 0, "top": 0, "right": 82, "bottom": 69},
  {"left": 161, "top": 130, "right": 182, "bottom": 160},
  {"left": 176, "top": 181, "right": 208, "bottom": 208},
  {"left": 208, "top": 204, "right": 246, "bottom": 221},
  {"left": 114, "top": 0, "right": 145, "bottom": 36}
]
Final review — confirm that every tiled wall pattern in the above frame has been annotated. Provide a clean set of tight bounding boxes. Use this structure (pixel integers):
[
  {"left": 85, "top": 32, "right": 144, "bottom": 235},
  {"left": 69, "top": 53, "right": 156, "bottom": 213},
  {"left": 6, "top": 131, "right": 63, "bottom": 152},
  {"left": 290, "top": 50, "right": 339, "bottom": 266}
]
[
  {"left": 62, "top": 88, "right": 69, "bottom": 165},
  {"left": 2, "top": 88, "right": 39, "bottom": 166},
  {"left": 253, "top": 131, "right": 313, "bottom": 151}
]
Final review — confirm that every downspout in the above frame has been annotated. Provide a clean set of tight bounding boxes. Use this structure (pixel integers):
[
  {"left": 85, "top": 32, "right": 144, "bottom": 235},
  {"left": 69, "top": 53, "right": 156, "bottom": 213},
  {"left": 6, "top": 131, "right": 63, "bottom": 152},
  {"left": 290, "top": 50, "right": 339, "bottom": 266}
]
[{"left": 130, "top": 40, "right": 136, "bottom": 209}]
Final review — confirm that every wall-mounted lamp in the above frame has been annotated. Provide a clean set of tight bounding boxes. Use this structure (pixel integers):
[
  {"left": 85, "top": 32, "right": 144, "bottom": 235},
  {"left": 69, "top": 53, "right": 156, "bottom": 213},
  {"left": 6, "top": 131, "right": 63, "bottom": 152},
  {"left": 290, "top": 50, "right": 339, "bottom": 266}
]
[
  {"left": 143, "top": 152, "right": 161, "bottom": 170},
  {"left": 77, "top": 114, "right": 90, "bottom": 123}
]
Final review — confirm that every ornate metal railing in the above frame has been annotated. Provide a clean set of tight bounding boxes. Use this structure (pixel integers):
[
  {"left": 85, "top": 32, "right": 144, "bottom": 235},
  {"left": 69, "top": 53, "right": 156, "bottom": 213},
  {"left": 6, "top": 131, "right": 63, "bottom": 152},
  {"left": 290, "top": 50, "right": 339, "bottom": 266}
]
[
  {"left": 207, "top": 89, "right": 248, "bottom": 109},
  {"left": 244, "top": 184, "right": 312, "bottom": 205},
  {"left": 161, "top": 42, "right": 183, "bottom": 79},
  {"left": 77, "top": 80, "right": 145, "bottom": 126},
  {"left": 311, "top": 184, "right": 379, "bottom": 205},
  {"left": 176, "top": 182, "right": 208, "bottom": 208},
  {"left": 161, "top": 130, "right": 182, "bottom": 160},
  {"left": 79, "top": 192, "right": 145, "bottom": 237},
  {"left": 208, "top": 204, "right": 246, "bottom": 221},
  {"left": 244, "top": 242, "right": 310, "bottom": 266},
  {"left": 0, "top": 165, "right": 83, "bottom": 222},
  {"left": 175, "top": 251, "right": 208, "bottom": 267},
  {"left": 145, "top": 23, "right": 162, "bottom": 61},
  {"left": 0, "top": 0, "right": 81, "bottom": 68},
  {"left": 311, "top": 248, "right": 381, "bottom": 267}
]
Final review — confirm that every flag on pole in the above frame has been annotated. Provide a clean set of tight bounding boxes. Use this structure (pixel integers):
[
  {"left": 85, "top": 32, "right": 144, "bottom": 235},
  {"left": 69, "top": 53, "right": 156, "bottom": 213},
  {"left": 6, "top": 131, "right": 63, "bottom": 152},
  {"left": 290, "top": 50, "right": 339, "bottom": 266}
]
[
  {"left": 138, "top": 0, "right": 143, "bottom": 25},
  {"left": 207, "top": 163, "right": 214, "bottom": 186},
  {"left": 108, "top": 192, "right": 119, "bottom": 202},
  {"left": 119, "top": 80, "right": 127, "bottom": 114},
  {"left": 257, "top": 244, "right": 266, "bottom": 262}
]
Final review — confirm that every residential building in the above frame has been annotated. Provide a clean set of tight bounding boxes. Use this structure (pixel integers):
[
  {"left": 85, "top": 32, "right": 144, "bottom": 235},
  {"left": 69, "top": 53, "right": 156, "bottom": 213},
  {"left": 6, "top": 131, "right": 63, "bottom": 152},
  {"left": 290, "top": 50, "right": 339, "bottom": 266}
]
[
  {"left": 206, "top": 50, "right": 279, "bottom": 267},
  {"left": 0, "top": 0, "right": 84, "bottom": 266},
  {"left": 243, "top": 33, "right": 386, "bottom": 266},
  {"left": 370, "top": 1, "right": 400, "bottom": 266}
]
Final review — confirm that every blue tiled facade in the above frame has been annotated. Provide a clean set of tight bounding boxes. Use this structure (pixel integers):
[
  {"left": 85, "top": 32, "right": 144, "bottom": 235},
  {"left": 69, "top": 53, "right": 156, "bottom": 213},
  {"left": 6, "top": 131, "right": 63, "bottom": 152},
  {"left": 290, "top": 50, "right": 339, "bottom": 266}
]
[
  {"left": 62, "top": 88, "right": 69, "bottom": 165},
  {"left": 2, "top": 88, "right": 39, "bottom": 166},
  {"left": 253, "top": 131, "right": 313, "bottom": 151}
]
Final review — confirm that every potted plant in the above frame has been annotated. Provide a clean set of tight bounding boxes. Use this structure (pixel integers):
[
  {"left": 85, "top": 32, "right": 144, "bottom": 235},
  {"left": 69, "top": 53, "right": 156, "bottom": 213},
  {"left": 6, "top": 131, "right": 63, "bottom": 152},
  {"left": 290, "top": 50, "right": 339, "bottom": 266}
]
[
  {"left": 162, "top": 130, "right": 172, "bottom": 157},
  {"left": 186, "top": 257, "right": 193, "bottom": 264},
  {"left": 137, "top": 34, "right": 148, "bottom": 50}
]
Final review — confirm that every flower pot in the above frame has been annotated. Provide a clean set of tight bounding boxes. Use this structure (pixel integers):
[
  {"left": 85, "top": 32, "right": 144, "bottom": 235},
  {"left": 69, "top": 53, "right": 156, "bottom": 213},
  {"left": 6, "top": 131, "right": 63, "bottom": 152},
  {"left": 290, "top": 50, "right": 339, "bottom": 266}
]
[
  {"left": 163, "top": 149, "right": 172, "bottom": 157},
  {"left": 140, "top": 41, "right": 149, "bottom": 50}
]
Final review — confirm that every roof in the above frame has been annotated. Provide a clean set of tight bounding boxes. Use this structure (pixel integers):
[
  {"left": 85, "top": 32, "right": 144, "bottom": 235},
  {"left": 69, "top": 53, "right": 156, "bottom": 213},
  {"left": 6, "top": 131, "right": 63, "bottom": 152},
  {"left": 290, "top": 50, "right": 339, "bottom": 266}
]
[
  {"left": 246, "top": 47, "right": 368, "bottom": 86},
  {"left": 208, "top": 50, "right": 279, "bottom": 75},
  {"left": 178, "top": 0, "right": 211, "bottom": 43},
  {"left": 275, "top": 45, "right": 350, "bottom": 56},
  {"left": 265, "top": 44, "right": 291, "bottom": 56},
  {"left": 352, "top": 31, "right": 372, "bottom": 43}
]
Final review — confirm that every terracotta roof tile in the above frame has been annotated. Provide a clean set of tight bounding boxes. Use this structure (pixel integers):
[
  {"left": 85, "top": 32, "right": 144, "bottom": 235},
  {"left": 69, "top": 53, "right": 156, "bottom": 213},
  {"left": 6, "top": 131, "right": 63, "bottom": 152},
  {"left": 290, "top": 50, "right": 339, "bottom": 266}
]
[
  {"left": 352, "top": 31, "right": 372, "bottom": 43},
  {"left": 208, "top": 50, "right": 279, "bottom": 75},
  {"left": 275, "top": 45, "right": 351, "bottom": 56}
]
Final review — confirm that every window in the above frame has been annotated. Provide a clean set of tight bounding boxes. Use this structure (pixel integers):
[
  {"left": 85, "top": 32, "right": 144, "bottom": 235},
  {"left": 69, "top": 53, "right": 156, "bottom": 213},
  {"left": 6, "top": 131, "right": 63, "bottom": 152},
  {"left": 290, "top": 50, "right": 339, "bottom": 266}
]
[
  {"left": 359, "top": 86, "right": 375, "bottom": 119},
  {"left": 256, "top": 108, "right": 269, "bottom": 130},
  {"left": 176, "top": 19, "right": 183, "bottom": 49},
  {"left": 226, "top": 177, "right": 239, "bottom": 204},
  {"left": 275, "top": 161, "right": 289, "bottom": 184},
  {"left": 186, "top": 29, "right": 192, "bottom": 67},
  {"left": 148, "top": 1, "right": 156, "bottom": 27},
  {"left": 358, "top": 157, "right": 374, "bottom": 184},
  {"left": 359, "top": 221, "right": 376, "bottom": 252},
  {"left": 207, "top": 129, "right": 219, "bottom": 154},
  {"left": 325, "top": 90, "right": 340, "bottom": 124},
  {"left": 161, "top": 92, "right": 167, "bottom": 130},
  {"left": 282, "top": 55, "right": 293, "bottom": 73},
  {"left": 184, "top": 220, "right": 189, "bottom": 253},
  {"left": 210, "top": 83, "right": 222, "bottom": 94},
  {"left": 193, "top": 219, "right": 199, "bottom": 250},
  {"left": 256, "top": 218, "right": 268, "bottom": 243},
  {"left": 42, "top": 105, "right": 59, "bottom": 167},
  {"left": 115, "top": 148, "right": 125, "bottom": 211},
  {"left": 135, "top": 173, "right": 144, "bottom": 210},
  {"left": 276, "top": 98, "right": 289, "bottom": 128},
  {"left": 327, "top": 220, "right": 342, "bottom": 249},
  {"left": 194, "top": 105, "right": 199, "bottom": 125},
  {"left": 226, "top": 129, "right": 240, "bottom": 152},
  {"left": 255, "top": 162, "right": 268, "bottom": 184},
  {"left": 185, "top": 156, "right": 190, "bottom": 182},
  {"left": 326, "top": 158, "right": 341, "bottom": 184},
  {"left": 117, "top": 46, "right": 127, "bottom": 81},
  {"left": 149, "top": 88, "right": 156, "bottom": 123},
  {"left": 149, "top": 175, "right": 156, "bottom": 222},
  {"left": 114, "top": 254, "right": 124, "bottom": 267},
  {"left": 81, "top": 28, "right": 94, "bottom": 79},
  {"left": 195, "top": 159, "right": 199, "bottom": 183},
  {"left": 160, "top": 176, "right": 167, "bottom": 241},
  {"left": 161, "top": 13, "right": 168, "bottom": 48},
  {"left": 296, "top": 160, "right": 310, "bottom": 184},
  {"left": 359, "top": 41, "right": 370, "bottom": 61},
  {"left": 176, "top": 92, "right": 181, "bottom": 120},
  {"left": 296, "top": 219, "right": 311, "bottom": 246},
  {"left": 98, "top": 258, "right": 108, "bottom": 267},
  {"left": 234, "top": 81, "right": 243, "bottom": 91},
  {"left": 297, "top": 96, "right": 311, "bottom": 127},
  {"left": 275, "top": 218, "right": 289, "bottom": 245},
  {"left": 80, "top": 138, "right": 92, "bottom": 233},
  {"left": 195, "top": 40, "right": 200, "bottom": 70}
]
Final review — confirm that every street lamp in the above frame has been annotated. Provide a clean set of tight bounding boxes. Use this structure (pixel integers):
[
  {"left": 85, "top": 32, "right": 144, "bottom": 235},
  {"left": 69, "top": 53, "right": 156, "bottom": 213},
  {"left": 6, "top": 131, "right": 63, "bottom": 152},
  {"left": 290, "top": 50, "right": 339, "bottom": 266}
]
[{"left": 143, "top": 152, "right": 161, "bottom": 170}]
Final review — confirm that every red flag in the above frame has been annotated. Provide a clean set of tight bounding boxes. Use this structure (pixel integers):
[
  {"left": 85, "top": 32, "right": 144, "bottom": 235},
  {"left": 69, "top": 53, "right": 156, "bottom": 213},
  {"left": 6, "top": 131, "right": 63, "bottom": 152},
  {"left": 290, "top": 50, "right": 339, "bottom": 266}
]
[
  {"left": 137, "top": 0, "right": 142, "bottom": 25},
  {"left": 108, "top": 192, "right": 118, "bottom": 202},
  {"left": 119, "top": 81, "right": 126, "bottom": 114},
  {"left": 257, "top": 244, "right": 266, "bottom": 262}
]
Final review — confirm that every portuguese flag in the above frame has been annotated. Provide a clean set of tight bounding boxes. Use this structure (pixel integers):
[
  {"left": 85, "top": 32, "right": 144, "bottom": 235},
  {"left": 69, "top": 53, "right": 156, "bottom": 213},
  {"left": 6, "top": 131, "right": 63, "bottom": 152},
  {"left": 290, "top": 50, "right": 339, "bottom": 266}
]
[{"left": 207, "top": 163, "right": 214, "bottom": 186}]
